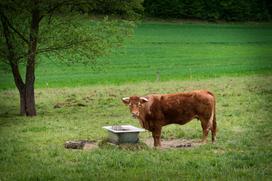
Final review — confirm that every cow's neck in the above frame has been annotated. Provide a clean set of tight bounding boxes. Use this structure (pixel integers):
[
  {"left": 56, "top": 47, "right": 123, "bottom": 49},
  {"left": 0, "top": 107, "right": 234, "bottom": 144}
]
[
  {"left": 138, "top": 98, "right": 154, "bottom": 130},
  {"left": 138, "top": 110, "right": 147, "bottom": 129}
]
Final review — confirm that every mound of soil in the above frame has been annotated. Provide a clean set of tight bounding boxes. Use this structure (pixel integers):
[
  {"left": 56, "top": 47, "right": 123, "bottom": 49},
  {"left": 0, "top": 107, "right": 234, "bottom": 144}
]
[
  {"left": 54, "top": 96, "right": 90, "bottom": 109},
  {"left": 54, "top": 102, "right": 86, "bottom": 109},
  {"left": 64, "top": 140, "right": 98, "bottom": 150}
]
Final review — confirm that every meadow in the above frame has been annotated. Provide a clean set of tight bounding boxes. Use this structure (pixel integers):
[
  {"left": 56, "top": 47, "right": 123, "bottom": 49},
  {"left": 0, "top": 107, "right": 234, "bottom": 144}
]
[
  {"left": 0, "top": 22, "right": 272, "bottom": 180},
  {"left": 0, "top": 22, "right": 272, "bottom": 88}
]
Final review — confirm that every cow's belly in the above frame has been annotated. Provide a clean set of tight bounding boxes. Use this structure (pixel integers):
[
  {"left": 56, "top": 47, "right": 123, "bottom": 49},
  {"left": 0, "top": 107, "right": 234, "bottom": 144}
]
[{"left": 163, "top": 111, "right": 197, "bottom": 125}]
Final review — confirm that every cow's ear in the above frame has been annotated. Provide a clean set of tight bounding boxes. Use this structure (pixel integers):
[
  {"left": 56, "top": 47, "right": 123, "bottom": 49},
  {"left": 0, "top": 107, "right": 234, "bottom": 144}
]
[
  {"left": 122, "top": 97, "right": 130, "bottom": 105},
  {"left": 140, "top": 97, "right": 149, "bottom": 103}
]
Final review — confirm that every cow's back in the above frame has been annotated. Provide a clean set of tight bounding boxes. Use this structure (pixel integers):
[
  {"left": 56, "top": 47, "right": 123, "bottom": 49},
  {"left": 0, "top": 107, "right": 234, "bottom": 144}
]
[{"left": 157, "top": 91, "right": 215, "bottom": 124}]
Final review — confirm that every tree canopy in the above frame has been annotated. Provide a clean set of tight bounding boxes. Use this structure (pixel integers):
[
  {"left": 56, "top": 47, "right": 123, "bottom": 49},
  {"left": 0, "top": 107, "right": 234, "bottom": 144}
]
[
  {"left": 0, "top": 0, "right": 143, "bottom": 116},
  {"left": 0, "top": 0, "right": 139, "bottom": 66}
]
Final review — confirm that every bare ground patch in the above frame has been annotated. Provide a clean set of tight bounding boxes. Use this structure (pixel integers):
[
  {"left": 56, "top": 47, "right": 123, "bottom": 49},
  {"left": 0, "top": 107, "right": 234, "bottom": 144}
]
[
  {"left": 144, "top": 138, "right": 204, "bottom": 149},
  {"left": 64, "top": 138, "right": 204, "bottom": 150},
  {"left": 64, "top": 140, "right": 98, "bottom": 150},
  {"left": 83, "top": 142, "right": 99, "bottom": 150}
]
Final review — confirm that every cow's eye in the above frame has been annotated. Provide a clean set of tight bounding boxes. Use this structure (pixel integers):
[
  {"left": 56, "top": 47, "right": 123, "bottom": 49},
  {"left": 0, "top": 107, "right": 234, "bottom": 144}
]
[{"left": 138, "top": 102, "right": 141, "bottom": 107}]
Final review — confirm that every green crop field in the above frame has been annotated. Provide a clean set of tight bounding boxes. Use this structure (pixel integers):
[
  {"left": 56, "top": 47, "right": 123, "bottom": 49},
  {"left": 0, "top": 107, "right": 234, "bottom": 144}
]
[
  {"left": 1, "top": 22, "right": 272, "bottom": 89},
  {"left": 0, "top": 22, "right": 272, "bottom": 180}
]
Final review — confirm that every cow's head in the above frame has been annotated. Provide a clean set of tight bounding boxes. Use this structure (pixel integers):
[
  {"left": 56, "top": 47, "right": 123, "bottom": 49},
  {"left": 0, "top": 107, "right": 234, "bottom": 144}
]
[{"left": 122, "top": 96, "right": 149, "bottom": 118}]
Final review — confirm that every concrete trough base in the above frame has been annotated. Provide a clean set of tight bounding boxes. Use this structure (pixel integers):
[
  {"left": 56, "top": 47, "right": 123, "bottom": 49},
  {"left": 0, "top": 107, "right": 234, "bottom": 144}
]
[
  {"left": 108, "top": 131, "right": 140, "bottom": 144},
  {"left": 103, "top": 125, "right": 145, "bottom": 144}
]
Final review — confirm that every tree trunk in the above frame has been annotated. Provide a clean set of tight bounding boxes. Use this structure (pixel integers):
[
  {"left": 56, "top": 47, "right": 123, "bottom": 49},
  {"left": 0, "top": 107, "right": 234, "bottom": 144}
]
[
  {"left": 11, "top": 61, "right": 36, "bottom": 116},
  {"left": 1, "top": 14, "right": 28, "bottom": 115},
  {"left": 19, "top": 88, "right": 26, "bottom": 115},
  {"left": 25, "top": 84, "right": 36, "bottom": 116},
  {"left": 1, "top": 2, "right": 41, "bottom": 116},
  {"left": 11, "top": 63, "right": 27, "bottom": 115},
  {"left": 25, "top": 56, "right": 36, "bottom": 116},
  {"left": 24, "top": 6, "right": 40, "bottom": 116},
  {"left": 11, "top": 60, "right": 35, "bottom": 116}
]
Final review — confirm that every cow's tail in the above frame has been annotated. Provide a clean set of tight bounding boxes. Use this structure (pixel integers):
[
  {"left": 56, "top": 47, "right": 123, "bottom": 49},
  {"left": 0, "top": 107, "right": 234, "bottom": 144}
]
[{"left": 208, "top": 92, "right": 217, "bottom": 143}]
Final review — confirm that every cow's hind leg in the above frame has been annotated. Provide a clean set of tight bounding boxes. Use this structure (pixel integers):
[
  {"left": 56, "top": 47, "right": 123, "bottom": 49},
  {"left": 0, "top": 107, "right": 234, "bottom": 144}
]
[
  {"left": 200, "top": 119, "right": 209, "bottom": 143},
  {"left": 211, "top": 114, "right": 217, "bottom": 143}
]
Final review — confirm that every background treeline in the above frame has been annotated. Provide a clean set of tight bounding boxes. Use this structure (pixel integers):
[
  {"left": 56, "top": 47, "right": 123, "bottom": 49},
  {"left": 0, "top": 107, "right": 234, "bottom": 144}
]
[
  {"left": 91, "top": 0, "right": 272, "bottom": 21},
  {"left": 143, "top": 0, "right": 272, "bottom": 21}
]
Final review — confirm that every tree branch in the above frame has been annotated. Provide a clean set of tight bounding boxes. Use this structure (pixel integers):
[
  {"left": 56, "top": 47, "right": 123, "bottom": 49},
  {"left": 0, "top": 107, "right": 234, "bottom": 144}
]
[
  {"left": 0, "top": 50, "right": 9, "bottom": 64},
  {"left": 37, "top": 39, "right": 94, "bottom": 54},
  {"left": 0, "top": 13, "right": 25, "bottom": 89},
  {"left": 0, "top": 12, "right": 29, "bottom": 44},
  {"left": 38, "top": 15, "right": 45, "bottom": 23},
  {"left": 0, "top": 49, "right": 5, "bottom": 56},
  {"left": 43, "top": 0, "right": 90, "bottom": 24},
  {"left": 45, "top": 0, "right": 73, "bottom": 24}
]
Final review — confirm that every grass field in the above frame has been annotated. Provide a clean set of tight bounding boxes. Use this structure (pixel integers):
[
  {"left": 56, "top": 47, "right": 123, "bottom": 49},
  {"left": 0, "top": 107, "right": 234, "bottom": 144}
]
[
  {"left": 0, "top": 75, "right": 272, "bottom": 180},
  {"left": 0, "top": 22, "right": 272, "bottom": 180},
  {"left": 0, "top": 22, "right": 272, "bottom": 89}
]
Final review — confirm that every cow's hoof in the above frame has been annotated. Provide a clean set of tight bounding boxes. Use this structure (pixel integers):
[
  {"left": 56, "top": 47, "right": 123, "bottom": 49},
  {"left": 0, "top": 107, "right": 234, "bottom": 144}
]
[
  {"left": 199, "top": 140, "right": 207, "bottom": 144},
  {"left": 153, "top": 145, "right": 162, "bottom": 149}
]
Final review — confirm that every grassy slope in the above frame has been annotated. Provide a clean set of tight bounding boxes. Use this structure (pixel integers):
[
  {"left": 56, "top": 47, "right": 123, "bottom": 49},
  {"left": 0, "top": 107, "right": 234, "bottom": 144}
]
[
  {"left": 0, "top": 75, "right": 271, "bottom": 180},
  {"left": 1, "top": 22, "right": 272, "bottom": 89}
]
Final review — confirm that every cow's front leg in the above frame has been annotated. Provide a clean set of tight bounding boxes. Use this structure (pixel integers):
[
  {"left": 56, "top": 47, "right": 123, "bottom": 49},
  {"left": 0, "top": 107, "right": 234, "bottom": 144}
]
[{"left": 152, "top": 126, "right": 162, "bottom": 147}]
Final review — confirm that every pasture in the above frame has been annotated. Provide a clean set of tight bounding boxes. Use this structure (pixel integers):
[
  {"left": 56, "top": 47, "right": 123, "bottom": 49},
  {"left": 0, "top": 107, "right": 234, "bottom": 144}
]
[
  {"left": 1, "top": 22, "right": 272, "bottom": 89},
  {"left": 0, "top": 22, "right": 272, "bottom": 180}
]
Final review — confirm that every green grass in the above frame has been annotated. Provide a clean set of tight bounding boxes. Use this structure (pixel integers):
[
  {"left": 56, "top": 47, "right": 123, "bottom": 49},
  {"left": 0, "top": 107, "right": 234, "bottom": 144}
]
[
  {"left": 0, "top": 75, "right": 272, "bottom": 180},
  {"left": 0, "top": 21, "right": 272, "bottom": 180},
  {"left": 1, "top": 22, "right": 272, "bottom": 89}
]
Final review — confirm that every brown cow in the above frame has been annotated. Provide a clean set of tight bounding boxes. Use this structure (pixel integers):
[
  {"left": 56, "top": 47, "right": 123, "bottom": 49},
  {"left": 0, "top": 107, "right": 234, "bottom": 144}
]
[{"left": 122, "top": 90, "right": 216, "bottom": 147}]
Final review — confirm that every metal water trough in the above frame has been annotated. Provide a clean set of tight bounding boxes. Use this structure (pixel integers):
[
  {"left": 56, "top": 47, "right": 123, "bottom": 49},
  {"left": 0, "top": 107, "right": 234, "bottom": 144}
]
[{"left": 103, "top": 125, "right": 145, "bottom": 144}]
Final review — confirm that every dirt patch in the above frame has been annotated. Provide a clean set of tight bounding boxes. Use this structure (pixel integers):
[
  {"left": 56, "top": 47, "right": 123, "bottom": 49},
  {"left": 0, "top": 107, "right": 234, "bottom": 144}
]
[
  {"left": 54, "top": 100, "right": 87, "bottom": 108},
  {"left": 144, "top": 138, "right": 203, "bottom": 149},
  {"left": 64, "top": 138, "right": 203, "bottom": 150},
  {"left": 83, "top": 143, "right": 99, "bottom": 150},
  {"left": 54, "top": 94, "right": 91, "bottom": 109},
  {"left": 64, "top": 140, "right": 98, "bottom": 150}
]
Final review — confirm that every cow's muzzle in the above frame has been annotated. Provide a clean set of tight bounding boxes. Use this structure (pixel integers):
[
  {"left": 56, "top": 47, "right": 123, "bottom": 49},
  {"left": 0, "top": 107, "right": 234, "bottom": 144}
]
[{"left": 131, "top": 112, "right": 139, "bottom": 118}]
